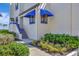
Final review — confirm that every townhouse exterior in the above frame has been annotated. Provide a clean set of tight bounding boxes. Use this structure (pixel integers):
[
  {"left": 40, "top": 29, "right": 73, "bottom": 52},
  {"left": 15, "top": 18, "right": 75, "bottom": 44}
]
[{"left": 10, "top": 3, "right": 79, "bottom": 40}]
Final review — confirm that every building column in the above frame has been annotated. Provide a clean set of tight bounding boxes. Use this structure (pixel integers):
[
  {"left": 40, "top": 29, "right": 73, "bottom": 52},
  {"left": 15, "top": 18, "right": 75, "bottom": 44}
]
[
  {"left": 19, "top": 16, "right": 23, "bottom": 29},
  {"left": 35, "top": 6, "right": 41, "bottom": 40}
]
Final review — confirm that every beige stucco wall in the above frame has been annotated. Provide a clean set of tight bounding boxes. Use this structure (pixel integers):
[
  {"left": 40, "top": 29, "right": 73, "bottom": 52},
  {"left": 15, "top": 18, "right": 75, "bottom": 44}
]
[
  {"left": 10, "top": 3, "right": 79, "bottom": 40},
  {"left": 72, "top": 4, "right": 79, "bottom": 36},
  {"left": 37, "top": 7, "right": 52, "bottom": 39},
  {"left": 23, "top": 8, "right": 38, "bottom": 40},
  {"left": 23, "top": 17, "right": 37, "bottom": 40},
  {"left": 37, "top": 3, "right": 79, "bottom": 40},
  {"left": 47, "top": 3, "right": 72, "bottom": 34}
]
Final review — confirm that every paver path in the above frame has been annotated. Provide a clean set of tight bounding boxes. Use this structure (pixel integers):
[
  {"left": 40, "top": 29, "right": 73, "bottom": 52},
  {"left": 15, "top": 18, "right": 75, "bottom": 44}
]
[{"left": 29, "top": 45, "right": 51, "bottom": 56}]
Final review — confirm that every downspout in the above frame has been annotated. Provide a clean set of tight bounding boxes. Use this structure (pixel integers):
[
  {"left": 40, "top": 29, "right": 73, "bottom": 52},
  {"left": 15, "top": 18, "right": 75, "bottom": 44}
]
[{"left": 70, "top": 3, "right": 72, "bottom": 35}]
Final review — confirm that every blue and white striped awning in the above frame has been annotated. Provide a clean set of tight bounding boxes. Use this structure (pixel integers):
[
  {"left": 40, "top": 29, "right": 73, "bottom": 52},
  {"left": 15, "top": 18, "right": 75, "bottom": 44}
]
[
  {"left": 24, "top": 9, "right": 54, "bottom": 17},
  {"left": 40, "top": 9, "right": 54, "bottom": 17},
  {"left": 24, "top": 10, "right": 35, "bottom": 17}
]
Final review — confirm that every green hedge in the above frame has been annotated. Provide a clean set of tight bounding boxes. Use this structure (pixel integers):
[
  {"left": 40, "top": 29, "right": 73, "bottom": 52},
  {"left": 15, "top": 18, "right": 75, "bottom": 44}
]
[
  {"left": 43, "top": 33, "right": 78, "bottom": 43},
  {"left": 32, "top": 33, "right": 79, "bottom": 55},
  {"left": 0, "top": 42, "right": 29, "bottom": 56},
  {"left": 0, "top": 34, "right": 15, "bottom": 45},
  {"left": 0, "top": 30, "right": 16, "bottom": 45},
  {"left": 0, "top": 30, "right": 16, "bottom": 37},
  {"left": 41, "top": 33, "right": 79, "bottom": 49},
  {"left": 0, "top": 30, "right": 29, "bottom": 56}
]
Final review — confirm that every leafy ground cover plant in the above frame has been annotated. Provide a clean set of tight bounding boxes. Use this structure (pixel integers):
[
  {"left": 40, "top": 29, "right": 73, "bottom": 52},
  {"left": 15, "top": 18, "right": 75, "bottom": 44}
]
[
  {"left": 0, "top": 30, "right": 16, "bottom": 37},
  {"left": 0, "top": 42, "right": 29, "bottom": 56},
  {"left": 32, "top": 33, "right": 79, "bottom": 55},
  {"left": 0, "top": 30, "right": 29, "bottom": 56},
  {"left": 0, "top": 34, "right": 15, "bottom": 45}
]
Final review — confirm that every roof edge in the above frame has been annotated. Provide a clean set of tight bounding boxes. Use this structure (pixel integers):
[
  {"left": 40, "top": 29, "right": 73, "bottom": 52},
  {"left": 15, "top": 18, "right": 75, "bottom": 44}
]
[{"left": 19, "top": 3, "right": 40, "bottom": 16}]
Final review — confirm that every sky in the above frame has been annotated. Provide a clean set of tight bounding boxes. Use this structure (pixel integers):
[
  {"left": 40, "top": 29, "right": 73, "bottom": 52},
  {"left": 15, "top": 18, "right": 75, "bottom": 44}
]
[
  {"left": 0, "top": 3, "right": 10, "bottom": 29},
  {"left": 0, "top": 3, "right": 10, "bottom": 13}
]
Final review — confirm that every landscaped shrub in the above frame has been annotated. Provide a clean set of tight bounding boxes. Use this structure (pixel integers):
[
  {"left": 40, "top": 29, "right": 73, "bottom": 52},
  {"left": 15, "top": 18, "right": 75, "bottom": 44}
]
[
  {"left": 0, "top": 34, "right": 15, "bottom": 45},
  {"left": 0, "top": 45, "right": 13, "bottom": 56},
  {"left": 0, "top": 30, "right": 16, "bottom": 37},
  {"left": 43, "top": 33, "right": 79, "bottom": 47},
  {"left": 0, "top": 42, "right": 29, "bottom": 56},
  {"left": 45, "top": 34, "right": 76, "bottom": 41},
  {"left": 38, "top": 40, "right": 67, "bottom": 54},
  {"left": 0, "top": 30, "right": 17, "bottom": 45},
  {"left": 32, "top": 40, "right": 37, "bottom": 46},
  {"left": 9, "top": 42, "right": 29, "bottom": 56},
  {"left": 9, "top": 32, "right": 16, "bottom": 37},
  {"left": 39, "top": 41, "right": 48, "bottom": 50},
  {"left": 0, "top": 30, "right": 29, "bottom": 56},
  {"left": 47, "top": 44, "right": 59, "bottom": 53},
  {"left": 44, "top": 33, "right": 79, "bottom": 48},
  {"left": 32, "top": 33, "right": 79, "bottom": 55},
  {"left": 0, "top": 30, "right": 9, "bottom": 34},
  {"left": 58, "top": 47, "right": 67, "bottom": 54}
]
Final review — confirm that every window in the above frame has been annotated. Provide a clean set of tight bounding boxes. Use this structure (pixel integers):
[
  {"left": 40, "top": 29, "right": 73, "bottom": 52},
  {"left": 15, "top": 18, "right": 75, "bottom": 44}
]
[
  {"left": 15, "top": 3, "right": 18, "bottom": 10},
  {"left": 10, "top": 18, "right": 14, "bottom": 21},
  {"left": 29, "top": 16, "right": 35, "bottom": 24},
  {"left": 10, "top": 18, "right": 14, "bottom": 24},
  {"left": 41, "top": 15, "right": 48, "bottom": 24}
]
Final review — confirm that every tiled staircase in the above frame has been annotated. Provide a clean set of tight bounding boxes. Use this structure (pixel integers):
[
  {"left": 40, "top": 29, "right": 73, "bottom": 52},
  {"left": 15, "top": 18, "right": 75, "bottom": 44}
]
[
  {"left": 16, "top": 24, "right": 28, "bottom": 39},
  {"left": 21, "top": 29, "right": 28, "bottom": 39},
  {"left": 10, "top": 22, "right": 32, "bottom": 44}
]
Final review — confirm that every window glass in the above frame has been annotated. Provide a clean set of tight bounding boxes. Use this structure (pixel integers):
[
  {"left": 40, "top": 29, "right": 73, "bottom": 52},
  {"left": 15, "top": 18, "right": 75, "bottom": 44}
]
[
  {"left": 29, "top": 16, "right": 35, "bottom": 24},
  {"left": 41, "top": 15, "right": 48, "bottom": 24}
]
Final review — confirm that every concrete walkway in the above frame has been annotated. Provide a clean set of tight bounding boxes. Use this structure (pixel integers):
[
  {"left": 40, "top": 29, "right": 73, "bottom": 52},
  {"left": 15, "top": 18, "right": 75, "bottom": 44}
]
[
  {"left": 17, "top": 39, "right": 77, "bottom": 56},
  {"left": 29, "top": 45, "right": 51, "bottom": 56},
  {"left": 17, "top": 39, "right": 51, "bottom": 56}
]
